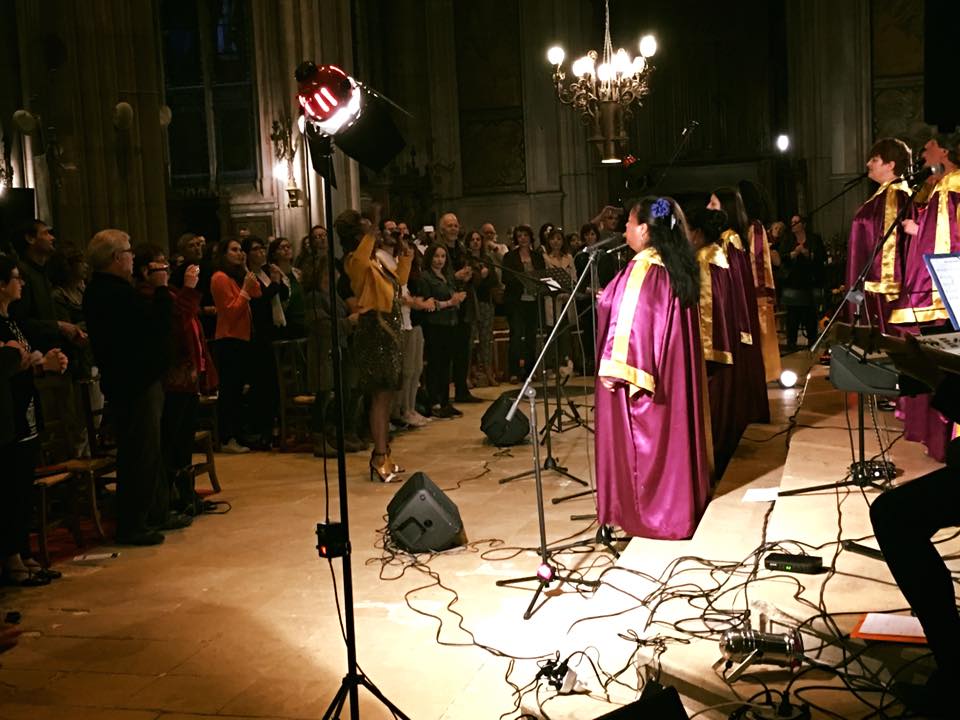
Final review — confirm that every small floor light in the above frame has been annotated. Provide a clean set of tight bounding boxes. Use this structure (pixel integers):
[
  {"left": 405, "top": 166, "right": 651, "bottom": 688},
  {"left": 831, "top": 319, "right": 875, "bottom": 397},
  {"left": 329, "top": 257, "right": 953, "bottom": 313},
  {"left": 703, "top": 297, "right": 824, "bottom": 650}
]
[{"left": 779, "top": 369, "right": 798, "bottom": 389}]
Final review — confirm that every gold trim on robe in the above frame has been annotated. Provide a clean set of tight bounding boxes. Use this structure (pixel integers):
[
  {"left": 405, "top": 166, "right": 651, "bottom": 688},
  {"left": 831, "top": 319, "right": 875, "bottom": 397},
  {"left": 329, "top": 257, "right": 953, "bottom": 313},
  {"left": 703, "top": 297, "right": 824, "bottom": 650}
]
[
  {"left": 863, "top": 179, "right": 911, "bottom": 299},
  {"left": 598, "top": 247, "right": 662, "bottom": 397},
  {"left": 889, "top": 171, "right": 960, "bottom": 325},
  {"left": 696, "top": 244, "right": 733, "bottom": 365}
]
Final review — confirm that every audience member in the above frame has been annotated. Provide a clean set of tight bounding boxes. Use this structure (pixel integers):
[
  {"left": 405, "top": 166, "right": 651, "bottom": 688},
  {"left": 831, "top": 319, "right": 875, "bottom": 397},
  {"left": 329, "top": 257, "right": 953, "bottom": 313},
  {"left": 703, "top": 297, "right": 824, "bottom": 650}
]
[
  {"left": 503, "top": 225, "right": 545, "bottom": 382},
  {"left": 296, "top": 225, "right": 328, "bottom": 270},
  {"left": 342, "top": 209, "right": 412, "bottom": 482},
  {"left": 542, "top": 227, "right": 575, "bottom": 375},
  {"left": 210, "top": 238, "right": 262, "bottom": 453},
  {"left": 464, "top": 229, "right": 501, "bottom": 387},
  {"left": 1, "top": 254, "right": 68, "bottom": 584},
  {"left": 84, "top": 230, "right": 177, "bottom": 545},
  {"left": 418, "top": 244, "right": 464, "bottom": 418},
  {"left": 436, "top": 213, "right": 481, "bottom": 403},
  {"left": 779, "top": 215, "right": 825, "bottom": 351},
  {"left": 269, "top": 237, "right": 306, "bottom": 338}
]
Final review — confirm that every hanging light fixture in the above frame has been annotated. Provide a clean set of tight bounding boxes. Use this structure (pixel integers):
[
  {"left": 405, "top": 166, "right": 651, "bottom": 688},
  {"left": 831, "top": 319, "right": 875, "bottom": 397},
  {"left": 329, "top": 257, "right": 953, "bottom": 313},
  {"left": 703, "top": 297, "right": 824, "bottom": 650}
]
[{"left": 547, "top": 0, "right": 657, "bottom": 164}]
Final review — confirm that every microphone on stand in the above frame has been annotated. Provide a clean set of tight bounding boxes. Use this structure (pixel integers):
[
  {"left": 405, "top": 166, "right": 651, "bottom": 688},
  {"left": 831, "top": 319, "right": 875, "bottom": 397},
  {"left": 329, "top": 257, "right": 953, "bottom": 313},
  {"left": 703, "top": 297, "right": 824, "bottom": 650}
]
[
  {"left": 580, "top": 232, "right": 626, "bottom": 255},
  {"left": 605, "top": 242, "right": 628, "bottom": 255},
  {"left": 905, "top": 162, "right": 945, "bottom": 188},
  {"left": 681, "top": 119, "right": 700, "bottom": 137}
]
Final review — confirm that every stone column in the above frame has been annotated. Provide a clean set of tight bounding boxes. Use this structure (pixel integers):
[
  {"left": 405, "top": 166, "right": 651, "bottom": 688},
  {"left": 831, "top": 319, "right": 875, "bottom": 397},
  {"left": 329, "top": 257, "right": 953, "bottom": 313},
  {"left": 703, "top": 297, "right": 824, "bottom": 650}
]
[
  {"left": 786, "top": 0, "right": 872, "bottom": 239},
  {"left": 15, "top": 0, "right": 169, "bottom": 247}
]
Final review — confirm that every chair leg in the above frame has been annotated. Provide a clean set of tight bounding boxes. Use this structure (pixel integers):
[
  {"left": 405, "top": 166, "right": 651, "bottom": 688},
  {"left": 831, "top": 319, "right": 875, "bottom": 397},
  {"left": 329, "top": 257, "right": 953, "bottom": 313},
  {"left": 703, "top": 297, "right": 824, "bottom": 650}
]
[
  {"left": 38, "top": 486, "right": 50, "bottom": 569},
  {"left": 204, "top": 436, "right": 220, "bottom": 493},
  {"left": 66, "top": 478, "right": 85, "bottom": 551},
  {"left": 88, "top": 473, "right": 105, "bottom": 538}
]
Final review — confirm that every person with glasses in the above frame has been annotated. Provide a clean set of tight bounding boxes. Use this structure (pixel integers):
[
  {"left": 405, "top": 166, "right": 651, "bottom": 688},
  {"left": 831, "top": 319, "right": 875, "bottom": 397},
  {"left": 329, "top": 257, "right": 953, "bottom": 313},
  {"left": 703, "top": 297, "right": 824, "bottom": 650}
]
[
  {"left": 83, "top": 230, "right": 175, "bottom": 546},
  {"left": 1, "top": 254, "right": 69, "bottom": 584}
]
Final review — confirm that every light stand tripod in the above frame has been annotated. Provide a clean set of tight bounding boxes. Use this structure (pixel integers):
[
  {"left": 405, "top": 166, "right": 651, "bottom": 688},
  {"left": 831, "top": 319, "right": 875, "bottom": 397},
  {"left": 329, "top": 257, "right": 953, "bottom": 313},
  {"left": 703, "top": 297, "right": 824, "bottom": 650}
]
[
  {"left": 490, "top": 258, "right": 588, "bottom": 489},
  {"left": 305, "top": 129, "right": 409, "bottom": 720},
  {"left": 779, "top": 180, "right": 917, "bottom": 498}
]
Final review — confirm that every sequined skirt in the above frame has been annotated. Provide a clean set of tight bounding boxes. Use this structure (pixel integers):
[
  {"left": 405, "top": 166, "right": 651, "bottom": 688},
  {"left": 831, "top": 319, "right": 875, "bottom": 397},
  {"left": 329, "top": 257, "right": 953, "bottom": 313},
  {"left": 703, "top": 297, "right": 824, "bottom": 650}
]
[{"left": 354, "top": 309, "right": 402, "bottom": 392}]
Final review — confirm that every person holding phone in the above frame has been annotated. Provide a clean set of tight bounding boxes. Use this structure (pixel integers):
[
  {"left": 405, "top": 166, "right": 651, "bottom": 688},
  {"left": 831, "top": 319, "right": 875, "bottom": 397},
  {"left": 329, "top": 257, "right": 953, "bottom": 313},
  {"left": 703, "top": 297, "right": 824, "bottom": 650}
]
[{"left": 210, "top": 238, "right": 262, "bottom": 454}]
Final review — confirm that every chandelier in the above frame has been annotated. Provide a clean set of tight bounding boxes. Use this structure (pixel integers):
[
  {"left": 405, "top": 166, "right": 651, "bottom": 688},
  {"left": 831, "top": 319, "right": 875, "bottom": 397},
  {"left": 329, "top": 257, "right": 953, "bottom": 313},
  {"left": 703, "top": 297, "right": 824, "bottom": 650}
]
[{"left": 547, "top": 0, "right": 657, "bottom": 164}]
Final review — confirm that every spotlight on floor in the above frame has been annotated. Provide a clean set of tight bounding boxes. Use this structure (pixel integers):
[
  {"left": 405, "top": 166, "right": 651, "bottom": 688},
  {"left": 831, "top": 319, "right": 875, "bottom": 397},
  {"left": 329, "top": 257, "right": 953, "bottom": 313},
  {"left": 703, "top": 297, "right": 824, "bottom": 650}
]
[{"left": 779, "top": 369, "right": 798, "bottom": 389}]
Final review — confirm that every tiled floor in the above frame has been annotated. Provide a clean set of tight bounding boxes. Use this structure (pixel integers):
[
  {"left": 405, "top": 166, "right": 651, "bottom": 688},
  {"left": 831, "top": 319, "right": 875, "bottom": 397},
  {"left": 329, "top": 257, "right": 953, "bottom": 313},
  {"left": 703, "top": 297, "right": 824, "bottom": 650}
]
[{"left": 1, "top": 363, "right": 951, "bottom": 719}]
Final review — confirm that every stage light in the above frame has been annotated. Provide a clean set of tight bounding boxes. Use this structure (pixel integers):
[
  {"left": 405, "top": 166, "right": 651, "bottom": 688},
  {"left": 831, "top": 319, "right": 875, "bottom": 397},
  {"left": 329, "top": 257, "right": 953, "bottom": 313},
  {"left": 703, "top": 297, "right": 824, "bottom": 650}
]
[
  {"left": 639, "top": 34, "right": 658, "bottom": 58},
  {"left": 776, "top": 134, "right": 791, "bottom": 152},
  {"left": 296, "top": 63, "right": 362, "bottom": 136},
  {"left": 779, "top": 369, "right": 798, "bottom": 388},
  {"left": 547, "top": 45, "right": 565, "bottom": 66}
]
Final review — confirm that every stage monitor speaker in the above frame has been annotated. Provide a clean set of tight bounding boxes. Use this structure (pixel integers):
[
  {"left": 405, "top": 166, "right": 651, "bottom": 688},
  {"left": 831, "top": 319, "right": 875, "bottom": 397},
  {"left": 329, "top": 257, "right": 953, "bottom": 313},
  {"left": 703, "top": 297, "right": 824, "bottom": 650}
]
[
  {"left": 593, "top": 683, "right": 688, "bottom": 719},
  {"left": 387, "top": 472, "right": 465, "bottom": 553},
  {"left": 480, "top": 390, "right": 529, "bottom": 446}
]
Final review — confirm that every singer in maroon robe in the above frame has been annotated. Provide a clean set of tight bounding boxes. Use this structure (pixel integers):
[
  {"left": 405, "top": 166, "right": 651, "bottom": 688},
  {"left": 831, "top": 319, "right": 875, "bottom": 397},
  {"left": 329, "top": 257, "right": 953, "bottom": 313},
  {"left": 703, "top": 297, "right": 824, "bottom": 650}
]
[
  {"left": 889, "top": 168, "right": 960, "bottom": 461},
  {"left": 710, "top": 188, "right": 770, "bottom": 425},
  {"left": 595, "top": 197, "right": 711, "bottom": 540},
  {"left": 688, "top": 207, "right": 741, "bottom": 478},
  {"left": 845, "top": 138, "right": 913, "bottom": 330}
]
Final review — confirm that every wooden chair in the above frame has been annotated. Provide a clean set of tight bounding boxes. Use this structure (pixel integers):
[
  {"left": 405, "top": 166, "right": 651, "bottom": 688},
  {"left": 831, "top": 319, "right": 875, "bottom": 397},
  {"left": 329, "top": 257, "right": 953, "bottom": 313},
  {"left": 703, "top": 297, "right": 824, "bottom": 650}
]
[
  {"left": 35, "top": 375, "right": 115, "bottom": 541},
  {"left": 33, "top": 471, "right": 82, "bottom": 568},
  {"left": 197, "top": 393, "right": 220, "bottom": 450},
  {"left": 272, "top": 338, "right": 315, "bottom": 451},
  {"left": 193, "top": 429, "right": 220, "bottom": 493}
]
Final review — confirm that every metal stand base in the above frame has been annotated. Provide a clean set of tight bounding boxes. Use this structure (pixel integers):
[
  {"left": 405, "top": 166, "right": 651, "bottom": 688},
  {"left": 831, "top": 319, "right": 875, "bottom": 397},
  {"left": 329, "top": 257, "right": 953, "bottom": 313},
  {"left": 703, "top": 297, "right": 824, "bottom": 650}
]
[{"left": 323, "top": 671, "right": 411, "bottom": 720}]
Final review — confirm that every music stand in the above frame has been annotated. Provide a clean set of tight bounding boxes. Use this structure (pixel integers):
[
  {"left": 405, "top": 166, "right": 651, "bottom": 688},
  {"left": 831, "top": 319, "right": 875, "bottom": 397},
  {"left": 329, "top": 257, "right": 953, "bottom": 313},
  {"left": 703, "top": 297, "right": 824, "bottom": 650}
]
[{"left": 539, "top": 265, "right": 594, "bottom": 437}]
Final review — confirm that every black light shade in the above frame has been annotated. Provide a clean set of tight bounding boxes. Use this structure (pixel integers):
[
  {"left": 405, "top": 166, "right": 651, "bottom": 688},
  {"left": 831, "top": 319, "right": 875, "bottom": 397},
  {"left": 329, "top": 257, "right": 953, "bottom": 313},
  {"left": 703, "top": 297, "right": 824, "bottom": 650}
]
[{"left": 332, "top": 90, "right": 406, "bottom": 172}]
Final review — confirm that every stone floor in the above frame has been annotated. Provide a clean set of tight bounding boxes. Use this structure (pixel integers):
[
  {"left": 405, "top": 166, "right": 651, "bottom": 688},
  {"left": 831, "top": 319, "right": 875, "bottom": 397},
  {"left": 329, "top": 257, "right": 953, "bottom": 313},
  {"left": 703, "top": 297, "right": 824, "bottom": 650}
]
[{"left": 0, "top": 357, "right": 955, "bottom": 719}]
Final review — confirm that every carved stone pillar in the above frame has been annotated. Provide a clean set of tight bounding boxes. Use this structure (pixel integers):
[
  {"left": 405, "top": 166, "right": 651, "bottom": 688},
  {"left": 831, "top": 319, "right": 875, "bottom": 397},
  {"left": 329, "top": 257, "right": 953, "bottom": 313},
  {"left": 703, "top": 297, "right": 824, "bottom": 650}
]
[
  {"left": 787, "top": 0, "right": 871, "bottom": 239},
  {"left": 15, "top": 0, "right": 169, "bottom": 248}
]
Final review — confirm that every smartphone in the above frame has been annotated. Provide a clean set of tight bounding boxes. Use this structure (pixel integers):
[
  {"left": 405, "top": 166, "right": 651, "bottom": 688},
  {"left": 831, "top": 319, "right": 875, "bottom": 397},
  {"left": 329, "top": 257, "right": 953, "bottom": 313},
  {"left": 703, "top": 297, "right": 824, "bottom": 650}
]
[{"left": 423, "top": 225, "right": 434, "bottom": 233}]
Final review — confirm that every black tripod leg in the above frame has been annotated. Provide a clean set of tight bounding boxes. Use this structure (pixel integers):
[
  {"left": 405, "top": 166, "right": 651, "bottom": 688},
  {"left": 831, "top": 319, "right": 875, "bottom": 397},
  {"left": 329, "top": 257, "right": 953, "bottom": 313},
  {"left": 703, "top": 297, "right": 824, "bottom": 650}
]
[
  {"left": 358, "top": 674, "right": 412, "bottom": 720},
  {"left": 499, "top": 469, "right": 536, "bottom": 485},
  {"left": 323, "top": 679, "right": 351, "bottom": 720},
  {"left": 523, "top": 580, "right": 547, "bottom": 620},
  {"left": 552, "top": 488, "right": 595, "bottom": 504},
  {"left": 555, "top": 468, "right": 589, "bottom": 487}
]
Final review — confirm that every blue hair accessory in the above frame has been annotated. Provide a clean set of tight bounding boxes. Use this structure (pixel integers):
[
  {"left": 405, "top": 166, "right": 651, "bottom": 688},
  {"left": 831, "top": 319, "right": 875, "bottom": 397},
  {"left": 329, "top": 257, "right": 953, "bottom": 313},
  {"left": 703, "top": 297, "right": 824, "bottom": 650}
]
[
  {"left": 650, "top": 198, "right": 671, "bottom": 219},
  {"left": 650, "top": 198, "right": 676, "bottom": 228}
]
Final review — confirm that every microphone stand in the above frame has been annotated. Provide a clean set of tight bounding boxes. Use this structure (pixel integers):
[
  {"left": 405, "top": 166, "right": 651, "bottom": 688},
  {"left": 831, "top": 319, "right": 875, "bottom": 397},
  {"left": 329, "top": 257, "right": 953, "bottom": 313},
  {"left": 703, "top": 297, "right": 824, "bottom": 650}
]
[
  {"left": 496, "top": 245, "right": 628, "bottom": 619},
  {"left": 649, "top": 120, "right": 699, "bottom": 192},
  {"left": 484, "top": 255, "right": 588, "bottom": 489},
  {"left": 779, "top": 177, "right": 919, "bottom": 497}
]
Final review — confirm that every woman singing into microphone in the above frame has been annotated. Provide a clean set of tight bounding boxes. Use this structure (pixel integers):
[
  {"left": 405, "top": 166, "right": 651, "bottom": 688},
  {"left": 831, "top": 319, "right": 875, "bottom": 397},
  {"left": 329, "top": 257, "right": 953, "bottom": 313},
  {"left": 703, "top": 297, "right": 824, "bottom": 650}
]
[{"left": 595, "top": 197, "right": 712, "bottom": 539}]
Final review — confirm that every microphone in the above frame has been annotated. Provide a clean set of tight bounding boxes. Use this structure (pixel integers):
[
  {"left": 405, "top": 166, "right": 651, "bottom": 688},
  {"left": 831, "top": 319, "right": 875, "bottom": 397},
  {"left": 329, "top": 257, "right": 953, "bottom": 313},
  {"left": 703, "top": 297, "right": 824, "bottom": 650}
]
[
  {"left": 905, "top": 163, "right": 945, "bottom": 187},
  {"left": 719, "top": 626, "right": 804, "bottom": 669},
  {"left": 581, "top": 232, "right": 625, "bottom": 254},
  {"left": 681, "top": 120, "right": 700, "bottom": 137}
]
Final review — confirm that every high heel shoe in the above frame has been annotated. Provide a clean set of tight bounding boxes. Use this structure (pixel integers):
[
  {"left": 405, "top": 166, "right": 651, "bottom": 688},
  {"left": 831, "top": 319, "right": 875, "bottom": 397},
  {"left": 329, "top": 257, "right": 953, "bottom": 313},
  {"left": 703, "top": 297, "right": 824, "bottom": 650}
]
[
  {"left": 370, "top": 451, "right": 401, "bottom": 483},
  {"left": 385, "top": 445, "right": 405, "bottom": 474}
]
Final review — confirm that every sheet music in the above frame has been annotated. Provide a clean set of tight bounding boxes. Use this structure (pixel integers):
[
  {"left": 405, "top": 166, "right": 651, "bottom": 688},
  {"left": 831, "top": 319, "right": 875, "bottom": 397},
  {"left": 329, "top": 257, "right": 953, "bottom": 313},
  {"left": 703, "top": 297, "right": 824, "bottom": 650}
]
[{"left": 924, "top": 253, "right": 960, "bottom": 330}]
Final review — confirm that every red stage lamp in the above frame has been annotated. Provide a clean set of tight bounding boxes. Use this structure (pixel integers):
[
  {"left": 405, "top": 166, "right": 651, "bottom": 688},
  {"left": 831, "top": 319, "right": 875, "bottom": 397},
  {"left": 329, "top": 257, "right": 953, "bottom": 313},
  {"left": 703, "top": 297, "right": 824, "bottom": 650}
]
[{"left": 296, "top": 62, "right": 361, "bottom": 136}]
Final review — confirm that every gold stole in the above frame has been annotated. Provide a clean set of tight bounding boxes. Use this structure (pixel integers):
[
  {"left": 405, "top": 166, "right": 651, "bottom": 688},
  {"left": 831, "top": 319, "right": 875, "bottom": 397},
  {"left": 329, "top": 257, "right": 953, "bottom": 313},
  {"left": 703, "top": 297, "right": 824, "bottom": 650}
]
[
  {"left": 598, "top": 248, "right": 661, "bottom": 397},
  {"left": 863, "top": 179, "right": 911, "bottom": 299},
  {"left": 721, "top": 230, "right": 753, "bottom": 345},
  {"left": 748, "top": 223, "right": 775, "bottom": 291},
  {"left": 696, "top": 244, "right": 733, "bottom": 364}
]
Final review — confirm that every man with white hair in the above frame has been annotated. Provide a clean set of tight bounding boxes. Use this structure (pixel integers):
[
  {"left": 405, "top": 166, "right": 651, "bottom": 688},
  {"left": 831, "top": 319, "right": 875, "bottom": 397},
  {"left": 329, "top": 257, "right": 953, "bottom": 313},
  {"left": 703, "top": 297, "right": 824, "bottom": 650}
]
[
  {"left": 83, "top": 229, "right": 179, "bottom": 546},
  {"left": 437, "top": 213, "right": 482, "bottom": 403}
]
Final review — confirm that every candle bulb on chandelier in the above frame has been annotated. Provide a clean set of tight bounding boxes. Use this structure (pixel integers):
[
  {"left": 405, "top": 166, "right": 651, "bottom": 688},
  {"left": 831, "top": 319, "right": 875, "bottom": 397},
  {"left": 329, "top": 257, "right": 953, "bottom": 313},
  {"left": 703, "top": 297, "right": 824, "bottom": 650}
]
[
  {"left": 547, "top": 46, "right": 565, "bottom": 66},
  {"left": 639, "top": 34, "right": 658, "bottom": 58}
]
